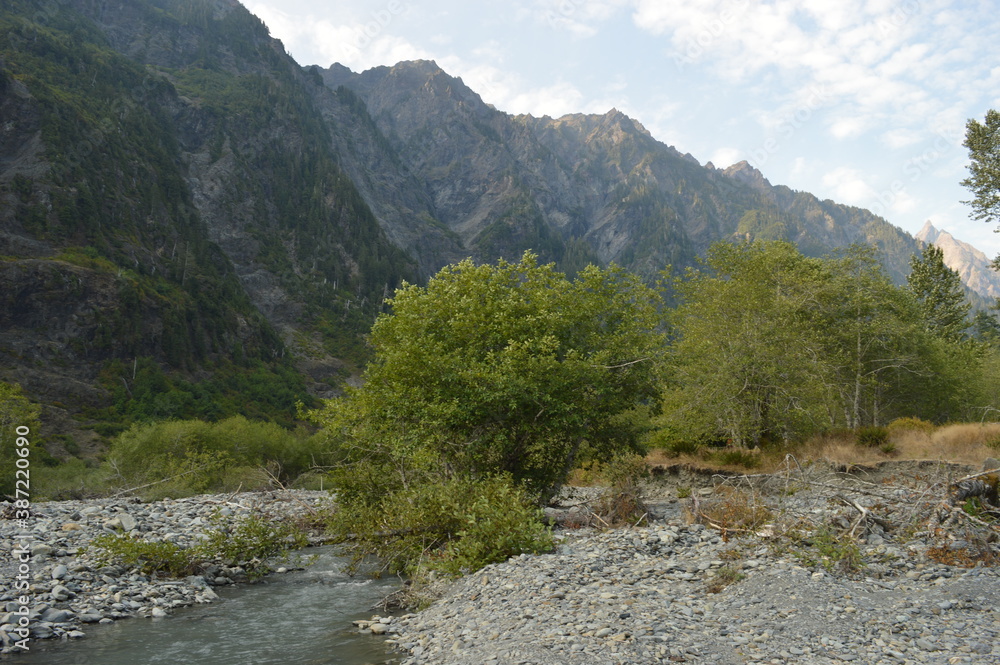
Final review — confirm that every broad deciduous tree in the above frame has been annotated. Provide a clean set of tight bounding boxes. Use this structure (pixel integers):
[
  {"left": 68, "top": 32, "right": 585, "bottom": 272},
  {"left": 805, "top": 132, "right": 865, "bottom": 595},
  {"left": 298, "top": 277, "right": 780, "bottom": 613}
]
[
  {"left": 314, "top": 252, "right": 665, "bottom": 499},
  {"left": 664, "top": 240, "right": 832, "bottom": 446}
]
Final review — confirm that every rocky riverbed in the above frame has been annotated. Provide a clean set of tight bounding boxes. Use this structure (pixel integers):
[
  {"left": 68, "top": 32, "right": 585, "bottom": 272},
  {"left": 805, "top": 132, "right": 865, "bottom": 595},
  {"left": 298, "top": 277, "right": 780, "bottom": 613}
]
[
  {"left": 364, "top": 460, "right": 1000, "bottom": 665},
  {"left": 0, "top": 489, "right": 331, "bottom": 652},
  {"left": 4, "top": 462, "right": 1000, "bottom": 664}
]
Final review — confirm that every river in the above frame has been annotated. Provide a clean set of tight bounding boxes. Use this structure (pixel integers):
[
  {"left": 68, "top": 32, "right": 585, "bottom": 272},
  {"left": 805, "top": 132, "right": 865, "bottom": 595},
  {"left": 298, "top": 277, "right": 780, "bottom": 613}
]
[{"left": 1, "top": 547, "right": 400, "bottom": 665}]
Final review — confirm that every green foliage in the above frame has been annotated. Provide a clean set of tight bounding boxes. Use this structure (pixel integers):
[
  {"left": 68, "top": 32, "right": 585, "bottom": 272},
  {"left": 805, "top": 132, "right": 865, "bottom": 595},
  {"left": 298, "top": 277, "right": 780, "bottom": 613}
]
[
  {"left": 314, "top": 252, "right": 662, "bottom": 576},
  {"left": 326, "top": 474, "right": 553, "bottom": 577},
  {"left": 600, "top": 452, "right": 650, "bottom": 489},
  {"left": 705, "top": 565, "right": 745, "bottom": 593},
  {"left": 855, "top": 426, "right": 889, "bottom": 448},
  {"left": 313, "top": 252, "right": 665, "bottom": 499},
  {"left": 907, "top": 243, "right": 970, "bottom": 341},
  {"left": 804, "top": 526, "right": 865, "bottom": 574},
  {"left": 886, "top": 417, "right": 936, "bottom": 435},
  {"left": 88, "top": 513, "right": 308, "bottom": 580},
  {"left": 663, "top": 240, "right": 834, "bottom": 447},
  {"left": 197, "top": 513, "right": 309, "bottom": 580},
  {"left": 659, "top": 240, "right": 983, "bottom": 446},
  {"left": 708, "top": 448, "right": 762, "bottom": 469},
  {"left": 962, "top": 109, "right": 1000, "bottom": 231},
  {"left": 95, "top": 358, "right": 313, "bottom": 428},
  {"left": 89, "top": 534, "right": 195, "bottom": 577},
  {"left": 34, "top": 458, "right": 113, "bottom": 501},
  {"left": 0, "top": 381, "right": 43, "bottom": 497},
  {"left": 106, "top": 416, "right": 325, "bottom": 499}
]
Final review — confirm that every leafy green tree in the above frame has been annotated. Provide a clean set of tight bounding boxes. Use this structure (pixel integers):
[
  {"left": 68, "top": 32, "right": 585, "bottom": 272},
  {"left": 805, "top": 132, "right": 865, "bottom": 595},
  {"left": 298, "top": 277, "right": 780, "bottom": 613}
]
[
  {"left": 314, "top": 252, "right": 665, "bottom": 499},
  {"left": 312, "top": 252, "right": 663, "bottom": 574},
  {"left": 663, "top": 240, "right": 833, "bottom": 447},
  {"left": 822, "top": 245, "right": 930, "bottom": 427},
  {"left": 963, "top": 110, "right": 1000, "bottom": 243},
  {"left": 907, "top": 243, "right": 970, "bottom": 342},
  {"left": 972, "top": 309, "right": 1000, "bottom": 346}
]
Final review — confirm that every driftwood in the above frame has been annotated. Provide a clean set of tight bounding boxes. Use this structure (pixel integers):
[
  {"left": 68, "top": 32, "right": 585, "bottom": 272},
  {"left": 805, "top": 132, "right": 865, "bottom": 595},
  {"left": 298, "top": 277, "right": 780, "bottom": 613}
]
[{"left": 685, "top": 456, "right": 1000, "bottom": 566}]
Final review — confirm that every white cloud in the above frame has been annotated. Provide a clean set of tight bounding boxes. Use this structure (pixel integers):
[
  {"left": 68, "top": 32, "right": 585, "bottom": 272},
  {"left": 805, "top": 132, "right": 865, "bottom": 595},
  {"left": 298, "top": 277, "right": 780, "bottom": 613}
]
[
  {"left": 524, "top": 0, "right": 629, "bottom": 38},
  {"left": 881, "top": 128, "right": 923, "bottom": 149},
  {"left": 828, "top": 116, "right": 870, "bottom": 140},
  {"left": 709, "top": 147, "right": 743, "bottom": 168},
  {"left": 247, "top": 1, "right": 429, "bottom": 70},
  {"left": 822, "top": 166, "right": 877, "bottom": 205}
]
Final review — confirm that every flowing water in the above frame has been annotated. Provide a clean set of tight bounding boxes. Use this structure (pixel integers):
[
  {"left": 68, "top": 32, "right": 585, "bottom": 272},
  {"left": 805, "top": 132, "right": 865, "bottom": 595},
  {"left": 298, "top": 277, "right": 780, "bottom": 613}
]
[{"left": 2, "top": 547, "right": 400, "bottom": 665}]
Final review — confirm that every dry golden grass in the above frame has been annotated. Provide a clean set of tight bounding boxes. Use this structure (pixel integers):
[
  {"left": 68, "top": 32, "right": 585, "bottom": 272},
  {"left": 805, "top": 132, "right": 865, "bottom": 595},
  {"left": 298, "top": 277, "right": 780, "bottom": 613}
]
[{"left": 647, "top": 422, "right": 1000, "bottom": 472}]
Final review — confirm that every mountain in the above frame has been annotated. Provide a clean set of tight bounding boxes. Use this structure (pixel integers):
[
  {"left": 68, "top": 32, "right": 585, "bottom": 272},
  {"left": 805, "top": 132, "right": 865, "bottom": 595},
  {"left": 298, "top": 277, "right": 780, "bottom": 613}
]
[
  {"left": 0, "top": 0, "right": 986, "bottom": 449},
  {"left": 915, "top": 221, "right": 1000, "bottom": 301},
  {"left": 320, "top": 60, "right": 924, "bottom": 283},
  {"left": 0, "top": 0, "right": 415, "bottom": 449}
]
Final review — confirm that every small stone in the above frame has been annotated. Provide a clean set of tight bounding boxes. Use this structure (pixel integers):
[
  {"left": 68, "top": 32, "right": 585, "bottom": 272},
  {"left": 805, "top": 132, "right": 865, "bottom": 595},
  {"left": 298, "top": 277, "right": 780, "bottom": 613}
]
[{"left": 118, "top": 514, "right": 137, "bottom": 532}]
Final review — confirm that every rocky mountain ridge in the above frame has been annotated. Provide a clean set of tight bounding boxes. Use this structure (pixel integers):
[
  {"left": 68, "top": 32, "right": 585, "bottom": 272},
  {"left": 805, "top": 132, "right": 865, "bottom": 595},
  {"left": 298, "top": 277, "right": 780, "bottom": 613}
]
[
  {"left": 0, "top": 0, "right": 996, "bottom": 446},
  {"left": 916, "top": 221, "right": 1000, "bottom": 300}
]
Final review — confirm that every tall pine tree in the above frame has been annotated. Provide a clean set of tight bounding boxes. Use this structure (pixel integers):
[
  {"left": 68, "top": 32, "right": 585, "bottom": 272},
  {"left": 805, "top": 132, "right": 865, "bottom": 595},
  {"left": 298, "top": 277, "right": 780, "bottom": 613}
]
[{"left": 907, "top": 243, "right": 970, "bottom": 342}]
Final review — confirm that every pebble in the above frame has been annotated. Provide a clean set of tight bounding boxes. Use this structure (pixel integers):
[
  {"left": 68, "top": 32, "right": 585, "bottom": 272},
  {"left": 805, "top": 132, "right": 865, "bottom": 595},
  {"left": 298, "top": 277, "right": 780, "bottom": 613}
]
[
  {"left": 375, "top": 468, "right": 1000, "bottom": 665},
  {"left": 0, "top": 490, "right": 330, "bottom": 651}
]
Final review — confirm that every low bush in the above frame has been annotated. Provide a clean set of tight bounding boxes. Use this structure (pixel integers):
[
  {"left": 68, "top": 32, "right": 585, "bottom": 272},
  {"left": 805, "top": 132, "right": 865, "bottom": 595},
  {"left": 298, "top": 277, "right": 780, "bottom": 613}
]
[
  {"left": 707, "top": 448, "right": 762, "bottom": 469},
  {"left": 855, "top": 426, "right": 889, "bottom": 448},
  {"left": 694, "top": 487, "right": 772, "bottom": 536},
  {"left": 34, "top": 458, "right": 113, "bottom": 500},
  {"left": 327, "top": 473, "right": 554, "bottom": 577},
  {"left": 87, "top": 513, "right": 308, "bottom": 580},
  {"left": 886, "top": 417, "right": 936, "bottom": 435},
  {"left": 105, "top": 416, "right": 326, "bottom": 499}
]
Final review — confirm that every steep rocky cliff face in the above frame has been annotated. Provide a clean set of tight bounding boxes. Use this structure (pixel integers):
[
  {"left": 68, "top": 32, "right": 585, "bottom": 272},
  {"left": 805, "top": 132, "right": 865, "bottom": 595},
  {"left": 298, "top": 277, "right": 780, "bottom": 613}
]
[
  {"left": 916, "top": 221, "right": 1000, "bottom": 301},
  {"left": 0, "top": 0, "right": 413, "bottom": 441},
  {"left": 323, "top": 60, "right": 925, "bottom": 283},
  {"left": 1, "top": 0, "right": 989, "bottom": 446}
]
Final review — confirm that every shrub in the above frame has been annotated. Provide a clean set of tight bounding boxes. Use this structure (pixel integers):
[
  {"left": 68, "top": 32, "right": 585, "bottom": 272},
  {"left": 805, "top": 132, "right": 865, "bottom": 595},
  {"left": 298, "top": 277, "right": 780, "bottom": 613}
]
[
  {"left": 808, "top": 526, "right": 864, "bottom": 574},
  {"left": 602, "top": 452, "right": 649, "bottom": 488},
  {"left": 705, "top": 565, "right": 745, "bottom": 593},
  {"left": 198, "top": 513, "right": 309, "bottom": 580},
  {"left": 855, "top": 426, "right": 889, "bottom": 448},
  {"left": 986, "top": 432, "right": 1000, "bottom": 451},
  {"left": 327, "top": 474, "right": 554, "bottom": 577},
  {"left": 105, "top": 416, "right": 323, "bottom": 498},
  {"left": 88, "top": 534, "right": 196, "bottom": 577},
  {"left": 87, "top": 513, "right": 308, "bottom": 580},
  {"left": 708, "top": 448, "right": 761, "bottom": 469},
  {"left": 887, "top": 417, "right": 936, "bottom": 435},
  {"left": 34, "top": 458, "right": 112, "bottom": 500},
  {"left": 695, "top": 487, "right": 772, "bottom": 537}
]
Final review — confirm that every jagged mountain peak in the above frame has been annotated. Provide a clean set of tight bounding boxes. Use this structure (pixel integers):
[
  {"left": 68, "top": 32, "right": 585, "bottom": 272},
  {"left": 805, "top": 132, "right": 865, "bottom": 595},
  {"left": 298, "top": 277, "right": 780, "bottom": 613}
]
[
  {"left": 915, "top": 222, "right": 1000, "bottom": 299},
  {"left": 723, "top": 160, "right": 773, "bottom": 192},
  {"left": 916, "top": 220, "right": 941, "bottom": 244}
]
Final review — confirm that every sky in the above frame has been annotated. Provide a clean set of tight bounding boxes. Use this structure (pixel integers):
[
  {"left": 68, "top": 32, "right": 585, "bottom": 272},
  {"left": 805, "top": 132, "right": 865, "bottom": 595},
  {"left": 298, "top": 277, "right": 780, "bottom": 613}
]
[{"left": 246, "top": 0, "right": 1000, "bottom": 258}]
